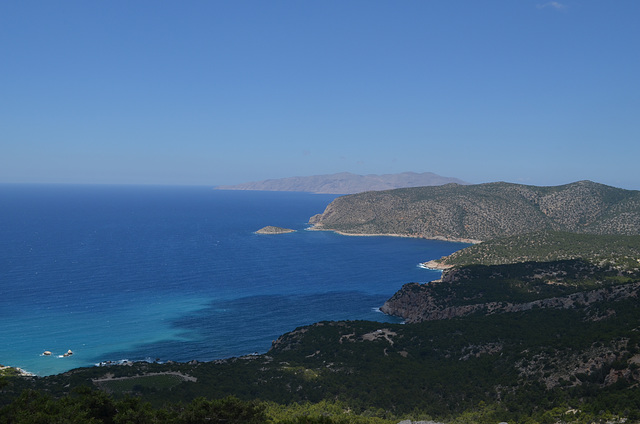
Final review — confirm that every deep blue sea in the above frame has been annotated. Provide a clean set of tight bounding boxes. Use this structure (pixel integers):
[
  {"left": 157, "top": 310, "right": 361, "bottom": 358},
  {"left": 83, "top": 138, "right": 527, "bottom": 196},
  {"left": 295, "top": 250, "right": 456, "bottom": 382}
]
[{"left": 0, "top": 185, "right": 467, "bottom": 376}]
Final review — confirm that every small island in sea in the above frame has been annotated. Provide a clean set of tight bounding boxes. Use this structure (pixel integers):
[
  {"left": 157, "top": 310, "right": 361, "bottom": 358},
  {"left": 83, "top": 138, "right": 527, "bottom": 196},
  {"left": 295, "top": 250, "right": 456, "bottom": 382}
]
[{"left": 255, "top": 226, "right": 296, "bottom": 234}]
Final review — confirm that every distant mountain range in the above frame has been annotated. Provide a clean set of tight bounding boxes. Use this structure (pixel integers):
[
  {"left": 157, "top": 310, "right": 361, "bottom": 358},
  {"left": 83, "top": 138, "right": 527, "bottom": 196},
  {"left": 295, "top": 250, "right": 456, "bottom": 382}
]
[
  {"left": 309, "top": 180, "right": 640, "bottom": 241},
  {"left": 215, "top": 171, "right": 468, "bottom": 194}
]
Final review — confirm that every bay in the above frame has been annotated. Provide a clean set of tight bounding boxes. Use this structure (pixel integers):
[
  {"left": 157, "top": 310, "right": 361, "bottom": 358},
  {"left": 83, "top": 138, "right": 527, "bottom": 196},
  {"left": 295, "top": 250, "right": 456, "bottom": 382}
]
[{"left": 0, "top": 185, "right": 467, "bottom": 375}]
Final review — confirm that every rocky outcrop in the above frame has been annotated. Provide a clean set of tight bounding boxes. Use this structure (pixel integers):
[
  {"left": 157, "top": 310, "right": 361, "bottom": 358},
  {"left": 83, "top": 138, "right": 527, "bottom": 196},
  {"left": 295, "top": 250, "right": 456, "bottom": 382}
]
[
  {"left": 310, "top": 181, "right": 640, "bottom": 241},
  {"left": 255, "top": 226, "right": 295, "bottom": 234},
  {"left": 381, "top": 280, "right": 640, "bottom": 323}
]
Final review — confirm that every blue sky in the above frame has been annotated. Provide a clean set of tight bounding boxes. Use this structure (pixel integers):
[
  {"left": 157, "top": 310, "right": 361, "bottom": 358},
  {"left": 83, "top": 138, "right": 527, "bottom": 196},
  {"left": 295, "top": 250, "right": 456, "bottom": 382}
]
[{"left": 2, "top": 1, "right": 639, "bottom": 189}]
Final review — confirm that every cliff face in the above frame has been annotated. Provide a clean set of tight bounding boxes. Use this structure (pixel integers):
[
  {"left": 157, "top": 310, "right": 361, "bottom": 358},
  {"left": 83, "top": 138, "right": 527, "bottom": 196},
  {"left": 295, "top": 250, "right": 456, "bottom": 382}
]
[{"left": 310, "top": 181, "right": 640, "bottom": 241}]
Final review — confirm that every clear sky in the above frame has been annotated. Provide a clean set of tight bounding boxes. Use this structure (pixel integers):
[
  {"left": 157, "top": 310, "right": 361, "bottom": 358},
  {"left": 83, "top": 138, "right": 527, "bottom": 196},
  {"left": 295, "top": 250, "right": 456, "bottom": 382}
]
[{"left": 2, "top": 1, "right": 639, "bottom": 189}]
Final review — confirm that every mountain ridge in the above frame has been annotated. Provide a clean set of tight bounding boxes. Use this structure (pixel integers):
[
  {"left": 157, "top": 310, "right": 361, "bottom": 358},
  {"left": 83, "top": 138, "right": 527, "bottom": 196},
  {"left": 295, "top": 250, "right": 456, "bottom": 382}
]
[{"left": 215, "top": 171, "right": 468, "bottom": 194}]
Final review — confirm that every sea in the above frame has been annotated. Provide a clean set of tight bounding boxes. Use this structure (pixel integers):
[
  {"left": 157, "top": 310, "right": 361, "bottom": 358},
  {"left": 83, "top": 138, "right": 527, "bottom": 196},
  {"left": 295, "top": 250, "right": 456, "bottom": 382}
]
[{"left": 0, "top": 185, "right": 468, "bottom": 376}]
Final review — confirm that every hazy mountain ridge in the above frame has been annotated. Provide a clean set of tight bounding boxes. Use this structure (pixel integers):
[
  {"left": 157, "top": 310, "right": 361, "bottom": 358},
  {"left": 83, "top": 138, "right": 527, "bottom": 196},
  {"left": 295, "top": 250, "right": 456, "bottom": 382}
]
[
  {"left": 310, "top": 180, "right": 640, "bottom": 241},
  {"left": 215, "top": 172, "right": 468, "bottom": 194}
]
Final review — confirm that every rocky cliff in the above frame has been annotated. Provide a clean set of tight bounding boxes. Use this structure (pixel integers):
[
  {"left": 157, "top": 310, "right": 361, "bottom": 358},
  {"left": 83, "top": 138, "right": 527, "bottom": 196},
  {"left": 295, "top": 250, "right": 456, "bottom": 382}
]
[{"left": 310, "top": 180, "right": 640, "bottom": 241}]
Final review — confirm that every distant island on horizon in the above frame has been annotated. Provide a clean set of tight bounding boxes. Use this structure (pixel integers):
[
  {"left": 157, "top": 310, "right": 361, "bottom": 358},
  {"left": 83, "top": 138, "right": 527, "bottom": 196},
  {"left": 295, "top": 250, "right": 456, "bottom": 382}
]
[{"left": 214, "top": 171, "right": 468, "bottom": 194}]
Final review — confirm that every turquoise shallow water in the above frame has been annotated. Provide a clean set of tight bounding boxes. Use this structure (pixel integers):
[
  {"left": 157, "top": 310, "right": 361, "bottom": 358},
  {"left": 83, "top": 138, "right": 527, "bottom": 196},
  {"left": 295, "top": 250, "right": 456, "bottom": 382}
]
[{"left": 0, "top": 185, "right": 467, "bottom": 375}]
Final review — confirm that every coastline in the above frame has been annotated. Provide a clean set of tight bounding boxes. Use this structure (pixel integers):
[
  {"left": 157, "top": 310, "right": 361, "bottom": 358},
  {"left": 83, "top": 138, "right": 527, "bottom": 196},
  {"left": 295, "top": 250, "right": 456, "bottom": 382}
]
[
  {"left": 419, "top": 260, "right": 455, "bottom": 271},
  {"left": 0, "top": 365, "right": 35, "bottom": 377}
]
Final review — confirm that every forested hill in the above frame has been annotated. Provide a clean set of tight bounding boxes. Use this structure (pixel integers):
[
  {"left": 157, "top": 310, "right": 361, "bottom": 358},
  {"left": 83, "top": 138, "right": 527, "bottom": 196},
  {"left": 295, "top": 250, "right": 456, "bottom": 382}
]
[{"left": 309, "top": 180, "right": 640, "bottom": 241}]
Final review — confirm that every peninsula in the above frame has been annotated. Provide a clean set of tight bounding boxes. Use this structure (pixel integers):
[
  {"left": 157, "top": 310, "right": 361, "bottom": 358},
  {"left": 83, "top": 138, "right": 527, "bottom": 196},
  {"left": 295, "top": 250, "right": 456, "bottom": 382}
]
[
  {"left": 381, "top": 230, "right": 640, "bottom": 323},
  {"left": 309, "top": 180, "right": 640, "bottom": 241}
]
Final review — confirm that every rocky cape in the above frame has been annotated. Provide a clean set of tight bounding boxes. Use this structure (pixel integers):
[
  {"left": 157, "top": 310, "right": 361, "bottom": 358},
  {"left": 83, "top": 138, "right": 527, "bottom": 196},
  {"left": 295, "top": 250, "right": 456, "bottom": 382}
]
[
  {"left": 381, "top": 270, "right": 640, "bottom": 323},
  {"left": 215, "top": 171, "right": 468, "bottom": 194},
  {"left": 309, "top": 180, "right": 640, "bottom": 241},
  {"left": 380, "top": 231, "right": 640, "bottom": 324}
]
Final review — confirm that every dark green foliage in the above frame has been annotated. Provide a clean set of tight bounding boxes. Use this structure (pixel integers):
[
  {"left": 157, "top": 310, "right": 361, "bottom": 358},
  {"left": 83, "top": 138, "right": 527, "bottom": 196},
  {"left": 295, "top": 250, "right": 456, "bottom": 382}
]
[
  {"left": 383, "top": 251, "right": 640, "bottom": 326},
  {"left": 174, "top": 396, "right": 266, "bottom": 424},
  {"left": 442, "top": 258, "right": 637, "bottom": 303},
  {"left": 0, "top": 388, "right": 118, "bottom": 424},
  {"left": 0, "top": 389, "right": 267, "bottom": 424}
]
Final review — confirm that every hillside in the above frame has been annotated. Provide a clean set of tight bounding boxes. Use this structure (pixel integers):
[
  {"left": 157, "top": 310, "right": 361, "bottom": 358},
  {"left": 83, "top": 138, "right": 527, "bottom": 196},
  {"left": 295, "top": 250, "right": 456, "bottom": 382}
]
[
  {"left": 382, "top": 259, "right": 640, "bottom": 323},
  {"left": 431, "top": 230, "right": 640, "bottom": 268},
  {"left": 382, "top": 232, "right": 640, "bottom": 323},
  {"left": 310, "top": 180, "right": 640, "bottom": 241},
  {"left": 215, "top": 171, "right": 467, "bottom": 194}
]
